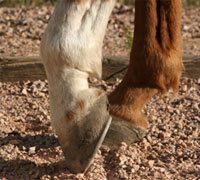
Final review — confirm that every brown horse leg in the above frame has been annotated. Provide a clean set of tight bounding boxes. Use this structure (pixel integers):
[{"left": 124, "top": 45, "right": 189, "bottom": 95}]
[{"left": 104, "top": 0, "right": 183, "bottom": 148}]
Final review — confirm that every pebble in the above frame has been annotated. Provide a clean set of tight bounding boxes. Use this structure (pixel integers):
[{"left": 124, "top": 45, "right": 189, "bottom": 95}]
[
  {"left": 22, "top": 88, "right": 28, "bottom": 95},
  {"left": 29, "top": 146, "right": 36, "bottom": 154},
  {"left": 148, "top": 160, "right": 155, "bottom": 168},
  {"left": 0, "top": 119, "right": 5, "bottom": 124},
  {"left": 158, "top": 132, "right": 165, "bottom": 139},
  {"left": 197, "top": 78, "right": 200, "bottom": 85},
  {"left": 182, "top": 85, "right": 188, "bottom": 92}
]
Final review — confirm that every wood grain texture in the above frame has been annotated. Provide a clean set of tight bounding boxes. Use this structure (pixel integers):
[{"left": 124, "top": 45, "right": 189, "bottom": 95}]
[{"left": 0, "top": 55, "right": 199, "bottom": 82}]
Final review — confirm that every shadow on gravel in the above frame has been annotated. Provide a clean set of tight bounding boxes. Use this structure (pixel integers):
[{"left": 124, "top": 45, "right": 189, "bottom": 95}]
[
  {"left": 0, "top": 133, "right": 59, "bottom": 150},
  {"left": 0, "top": 158, "right": 69, "bottom": 179},
  {"left": 0, "top": 133, "right": 74, "bottom": 179}
]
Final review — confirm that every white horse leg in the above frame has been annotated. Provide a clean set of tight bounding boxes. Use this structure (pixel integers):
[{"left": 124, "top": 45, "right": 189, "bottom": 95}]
[{"left": 40, "top": 0, "right": 115, "bottom": 173}]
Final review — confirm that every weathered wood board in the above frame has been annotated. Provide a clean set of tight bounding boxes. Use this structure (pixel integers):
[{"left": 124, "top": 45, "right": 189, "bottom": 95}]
[
  {"left": 0, "top": 55, "right": 200, "bottom": 82},
  {"left": 0, "top": 56, "right": 45, "bottom": 82}
]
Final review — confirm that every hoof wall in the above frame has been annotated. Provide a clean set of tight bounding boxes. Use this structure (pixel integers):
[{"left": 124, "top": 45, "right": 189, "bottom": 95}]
[
  {"left": 60, "top": 94, "right": 111, "bottom": 173},
  {"left": 103, "top": 116, "right": 146, "bottom": 149}
]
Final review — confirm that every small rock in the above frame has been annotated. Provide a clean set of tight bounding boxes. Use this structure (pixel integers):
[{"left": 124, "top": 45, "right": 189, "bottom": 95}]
[
  {"left": 0, "top": 119, "right": 5, "bottom": 124},
  {"left": 22, "top": 146, "right": 26, "bottom": 151},
  {"left": 22, "top": 88, "right": 28, "bottom": 95},
  {"left": 158, "top": 132, "right": 165, "bottom": 139},
  {"left": 182, "top": 85, "right": 187, "bottom": 92},
  {"left": 143, "top": 141, "right": 150, "bottom": 150},
  {"left": 148, "top": 160, "right": 155, "bottom": 168},
  {"left": 0, "top": 112, "right": 3, "bottom": 117},
  {"left": 41, "top": 175, "right": 51, "bottom": 180},
  {"left": 133, "top": 165, "right": 140, "bottom": 171},
  {"left": 175, "top": 122, "right": 183, "bottom": 129},
  {"left": 119, "top": 154, "right": 127, "bottom": 165},
  {"left": 76, "top": 173, "right": 84, "bottom": 179},
  {"left": 183, "top": 25, "right": 190, "bottom": 31},
  {"left": 3, "top": 129, "right": 10, "bottom": 134},
  {"left": 29, "top": 146, "right": 36, "bottom": 154},
  {"left": 197, "top": 78, "right": 200, "bottom": 85},
  {"left": 146, "top": 135, "right": 152, "bottom": 142},
  {"left": 192, "top": 128, "right": 199, "bottom": 138}
]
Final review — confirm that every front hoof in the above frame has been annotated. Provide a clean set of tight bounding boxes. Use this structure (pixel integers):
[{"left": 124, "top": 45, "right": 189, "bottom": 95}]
[
  {"left": 103, "top": 116, "right": 146, "bottom": 149},
  {"left": 60, "top": 94, "right": 111, "bottom": 173}
]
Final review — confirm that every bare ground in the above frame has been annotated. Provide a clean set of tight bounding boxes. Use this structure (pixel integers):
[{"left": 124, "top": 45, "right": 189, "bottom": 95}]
[{"left": 0, "top": 4, "right": 200, "bottom": 180}]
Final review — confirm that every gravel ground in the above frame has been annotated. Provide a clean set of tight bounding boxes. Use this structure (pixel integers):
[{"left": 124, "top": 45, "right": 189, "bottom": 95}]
[
  {"left": 0, "top": 78, "right": 200, "bottom": 180},
  {"left": 0, "top": 5, "right": 200, "bottom": 57},
  {"left": 0, "top": 3, "right": 200, "bottom": 180}
]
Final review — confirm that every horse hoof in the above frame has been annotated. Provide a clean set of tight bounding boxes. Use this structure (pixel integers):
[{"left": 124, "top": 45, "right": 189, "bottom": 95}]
[
  {"left": 60, "top": 94, "right": 112, "bottom": 173},
  {"left": 103, "top": 116, "right": 146, "bottom": 149}
]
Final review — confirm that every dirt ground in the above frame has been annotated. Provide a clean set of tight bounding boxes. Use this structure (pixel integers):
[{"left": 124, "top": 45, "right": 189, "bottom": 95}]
[{"left": 0, "top": 4, "right": 200, "bottom": 180}]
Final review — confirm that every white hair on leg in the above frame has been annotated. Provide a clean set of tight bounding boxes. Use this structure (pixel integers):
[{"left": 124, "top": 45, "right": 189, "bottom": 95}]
[{"left": 40, "top": 0, "right": 115, "bottom": 156}]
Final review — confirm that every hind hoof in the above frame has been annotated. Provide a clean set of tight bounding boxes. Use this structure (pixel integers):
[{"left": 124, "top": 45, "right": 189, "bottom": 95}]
[{"left": 103, "top": 116, "right": 146, "bottom": 149}]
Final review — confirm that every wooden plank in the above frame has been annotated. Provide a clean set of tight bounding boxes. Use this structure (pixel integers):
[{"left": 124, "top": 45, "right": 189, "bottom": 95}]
[
  {"left": 0, "top": 56, "right": 45, "bottom": 82},
  {"left": 0, "top": 55, "right": 200, "bottom": 82},
  {"left": 181, "top": 55, "right": 200, "bottom": 80}
]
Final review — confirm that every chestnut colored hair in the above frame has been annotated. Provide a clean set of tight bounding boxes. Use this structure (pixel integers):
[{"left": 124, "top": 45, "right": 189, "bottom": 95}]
[{"left": 109, "top": 0, "right": 183, "bottom": 128}]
